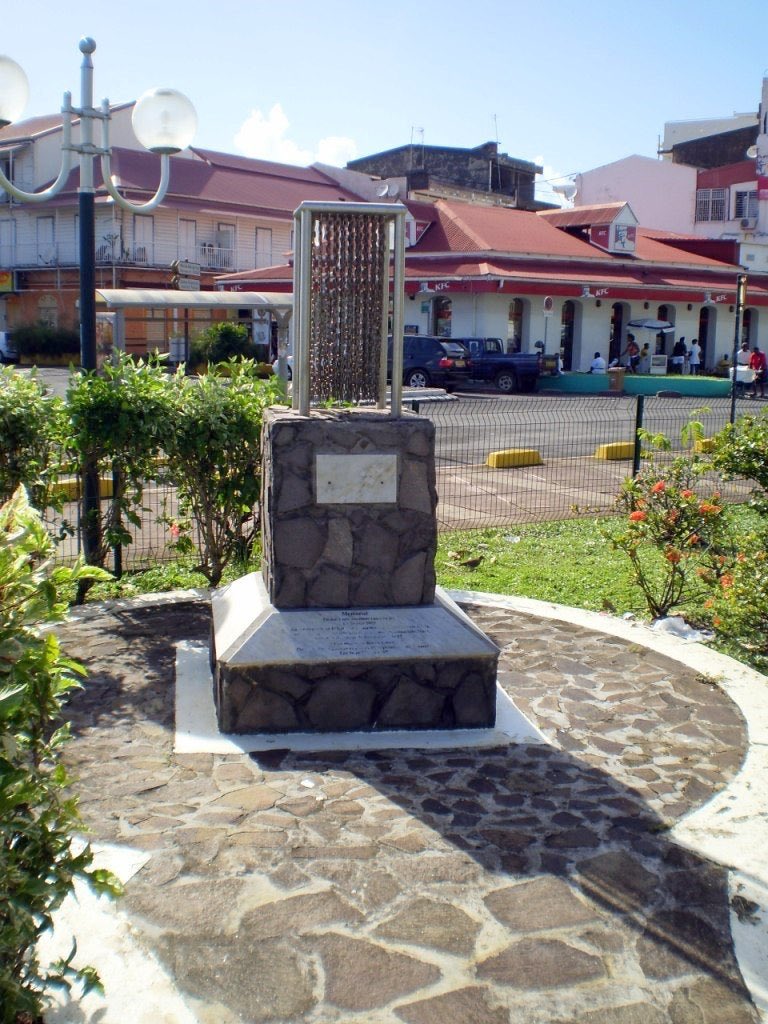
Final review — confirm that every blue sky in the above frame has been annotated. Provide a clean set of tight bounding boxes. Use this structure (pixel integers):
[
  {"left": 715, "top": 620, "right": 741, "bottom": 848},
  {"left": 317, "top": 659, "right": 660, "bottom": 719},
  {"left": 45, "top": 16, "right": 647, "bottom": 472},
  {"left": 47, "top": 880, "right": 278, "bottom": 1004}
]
[{"left": 4, "top": 0, "right": 768, "bottom": 202}]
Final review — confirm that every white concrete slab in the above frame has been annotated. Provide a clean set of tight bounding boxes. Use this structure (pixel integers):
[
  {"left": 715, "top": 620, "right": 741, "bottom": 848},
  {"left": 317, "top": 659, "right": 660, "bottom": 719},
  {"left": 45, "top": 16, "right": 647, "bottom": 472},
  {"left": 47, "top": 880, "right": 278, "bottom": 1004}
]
[
  {"left": 730, "top": 874, "right": 768, "bottom": 1020},
  {"left": 39, "top": 841, "right": 198, "bottom": 1024},
  {"left": 175, "top": 640, "right": 549, "bottom": 754},
  {"left": 212, "top": 575, "right": 499, "bottom": 665}
]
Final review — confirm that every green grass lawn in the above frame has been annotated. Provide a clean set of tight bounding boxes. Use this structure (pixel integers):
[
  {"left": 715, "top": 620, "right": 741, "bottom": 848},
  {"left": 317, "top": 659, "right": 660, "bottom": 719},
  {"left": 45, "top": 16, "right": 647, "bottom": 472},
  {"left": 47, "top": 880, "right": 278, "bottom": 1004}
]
[{"left": 435, "top": 518, "right": 646, "bottom": 615}]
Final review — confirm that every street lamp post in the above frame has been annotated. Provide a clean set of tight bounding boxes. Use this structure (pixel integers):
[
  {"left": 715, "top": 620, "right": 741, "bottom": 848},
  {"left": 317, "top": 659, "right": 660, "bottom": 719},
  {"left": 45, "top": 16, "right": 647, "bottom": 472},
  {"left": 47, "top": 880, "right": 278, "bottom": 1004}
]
[
  {"left": 0, "top": 38, "right": 196, "bottom": 564},
  {"left": 729, "top": 273, "right": 748, "bottom": 425}
]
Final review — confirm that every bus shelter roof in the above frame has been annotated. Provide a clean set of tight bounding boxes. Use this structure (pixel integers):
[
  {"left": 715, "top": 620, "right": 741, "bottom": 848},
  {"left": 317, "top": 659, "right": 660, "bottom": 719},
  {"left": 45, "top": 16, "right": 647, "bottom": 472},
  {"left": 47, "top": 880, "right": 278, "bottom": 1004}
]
[{"left": 94, "top": 289, "right": 293, "bottom": 316}]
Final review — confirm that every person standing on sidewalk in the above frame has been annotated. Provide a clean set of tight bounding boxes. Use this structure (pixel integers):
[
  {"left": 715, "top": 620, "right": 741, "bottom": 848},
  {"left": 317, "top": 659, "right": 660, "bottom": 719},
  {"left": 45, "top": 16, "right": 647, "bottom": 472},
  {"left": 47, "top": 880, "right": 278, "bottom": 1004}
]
[
  {"left": 688, "top": 338, "right": 701, "bottom": 375},
  {"left": 621, "top": 334, "right": 640, "bottom": 373},
  {"left": 749, "top": 346, "right": 767, "bottom": 398},
  {"left": 671, "top": 337, "right": 687, "bottom": 374}
]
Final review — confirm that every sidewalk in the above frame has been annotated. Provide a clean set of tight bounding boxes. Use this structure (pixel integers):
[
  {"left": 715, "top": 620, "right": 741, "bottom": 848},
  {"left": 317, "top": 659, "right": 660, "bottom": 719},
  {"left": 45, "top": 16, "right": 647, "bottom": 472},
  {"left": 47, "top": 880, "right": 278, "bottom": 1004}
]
[{"left": 48, "top": 591, "right": 767, "bottom": 1023}]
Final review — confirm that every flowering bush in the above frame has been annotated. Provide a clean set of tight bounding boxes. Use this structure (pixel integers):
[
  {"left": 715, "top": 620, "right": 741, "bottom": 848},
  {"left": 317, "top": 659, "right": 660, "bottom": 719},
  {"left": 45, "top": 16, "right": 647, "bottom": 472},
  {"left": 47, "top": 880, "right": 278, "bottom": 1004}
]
[
  {"left": 705, "top": 534, "right": 768, "bottom": 671},
  {"left": 606, "top": 456, "right": 731, "bottom": 619},
  {"left": 711, "top": 411, "right": 768, "bottom": 512}
]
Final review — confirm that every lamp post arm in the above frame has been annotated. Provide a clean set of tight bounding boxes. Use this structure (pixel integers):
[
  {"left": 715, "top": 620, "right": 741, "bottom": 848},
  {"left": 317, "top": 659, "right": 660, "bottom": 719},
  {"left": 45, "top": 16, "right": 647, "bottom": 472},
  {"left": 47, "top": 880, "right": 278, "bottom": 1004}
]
[
  {"left": 99, "top": 149, "right": 171, "bottom": 212},
  {"left": 99, "top": 149, "right": 171, "bottom": 213},
  {"left": 99, "top": 101, "right": 171, "bottom": 213},
  {"left": 0, "top": 101, "right": 74, "bottom": 203}
]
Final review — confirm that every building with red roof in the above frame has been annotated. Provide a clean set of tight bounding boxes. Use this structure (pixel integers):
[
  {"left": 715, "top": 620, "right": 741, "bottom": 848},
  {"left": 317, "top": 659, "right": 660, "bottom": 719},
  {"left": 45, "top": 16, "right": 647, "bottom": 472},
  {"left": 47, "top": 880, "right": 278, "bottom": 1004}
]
[
  {"left": 219, "top": 196, "right": 756, "bottom": 371},
  {"left": 1, "top": 105, "right": 762, "bottom": 370},
  {"left": 0, "top": 105, "right": 361, "bottom": 351}
]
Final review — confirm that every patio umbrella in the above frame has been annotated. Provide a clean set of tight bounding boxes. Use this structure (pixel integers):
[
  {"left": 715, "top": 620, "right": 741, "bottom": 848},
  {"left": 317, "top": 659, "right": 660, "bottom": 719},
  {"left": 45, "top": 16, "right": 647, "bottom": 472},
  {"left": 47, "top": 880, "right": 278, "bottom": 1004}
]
[{"left": 627, "top": 318, "right": 675, "bottom": 333}]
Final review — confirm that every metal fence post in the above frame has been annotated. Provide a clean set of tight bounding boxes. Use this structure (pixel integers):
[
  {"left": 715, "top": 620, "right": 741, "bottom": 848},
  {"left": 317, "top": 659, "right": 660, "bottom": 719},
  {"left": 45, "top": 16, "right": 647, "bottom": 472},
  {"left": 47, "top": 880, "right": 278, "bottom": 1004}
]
[{"left": 632, "top": 394, "right": 645, "bottom": 477}]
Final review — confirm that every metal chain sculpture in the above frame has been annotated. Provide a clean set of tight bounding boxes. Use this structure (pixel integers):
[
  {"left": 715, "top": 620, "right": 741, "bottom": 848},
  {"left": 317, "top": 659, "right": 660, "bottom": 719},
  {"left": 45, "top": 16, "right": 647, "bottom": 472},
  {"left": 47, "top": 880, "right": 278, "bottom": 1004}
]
[{"left": 292, "top": 201, "right": 406, "bottom": 413}]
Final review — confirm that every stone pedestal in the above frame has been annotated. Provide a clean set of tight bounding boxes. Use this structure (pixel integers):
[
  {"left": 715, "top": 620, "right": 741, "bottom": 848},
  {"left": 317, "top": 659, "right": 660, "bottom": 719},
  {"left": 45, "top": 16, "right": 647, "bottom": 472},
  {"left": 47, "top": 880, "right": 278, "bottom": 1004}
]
[
  {"left": 261, "top": 407, "right": 437, "bottom": 608},
  {"left": 212, "top": 405, "right": 500, "bottom": 735},
  {"left": 211, "top": 574, "right": 499, "bottom": 734}
]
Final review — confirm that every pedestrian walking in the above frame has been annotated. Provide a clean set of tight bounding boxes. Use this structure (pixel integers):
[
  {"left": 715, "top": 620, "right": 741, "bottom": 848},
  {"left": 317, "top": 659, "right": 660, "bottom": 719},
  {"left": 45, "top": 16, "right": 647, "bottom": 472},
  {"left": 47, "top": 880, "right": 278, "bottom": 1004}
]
[{"left": 749, "top": 345, "right": 767, "bottom": 399}]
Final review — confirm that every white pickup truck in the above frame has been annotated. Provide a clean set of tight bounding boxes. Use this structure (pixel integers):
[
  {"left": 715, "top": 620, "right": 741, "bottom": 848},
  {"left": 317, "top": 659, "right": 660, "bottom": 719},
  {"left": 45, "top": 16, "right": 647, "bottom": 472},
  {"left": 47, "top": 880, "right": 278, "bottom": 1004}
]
[{"left": 0, "top": 331, "right": 18, "bottom": 363}]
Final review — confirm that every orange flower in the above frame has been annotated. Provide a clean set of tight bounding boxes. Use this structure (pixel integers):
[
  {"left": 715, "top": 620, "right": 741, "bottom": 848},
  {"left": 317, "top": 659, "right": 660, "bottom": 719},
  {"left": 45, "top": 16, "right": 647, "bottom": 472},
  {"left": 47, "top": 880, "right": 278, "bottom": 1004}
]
[
  {"left": 704, "top": 598, "right": 714, "bottom": 609},
  {"left": 651, "top": 481, "right": 666, "bottom": 494},
  {"left": 720, "top": 573, "right": 734, "bottom": 589},
  {"left": 699, "top": 503, "right": 722, "bottom": 515},
  {"left": 665, "top": 548, "right": 682, "bottom": 564},
  {"left": 680, "top": 489, "right": 694, "bottom": 499},
  {"left": 688, "top": 533, "right": 699, "bottom": 546},
  {"left": 666, "top": 510, "right": 679, "bottom": 524},
  {"left": 629, "top": 510, "right": 647, "bottom": 522}
]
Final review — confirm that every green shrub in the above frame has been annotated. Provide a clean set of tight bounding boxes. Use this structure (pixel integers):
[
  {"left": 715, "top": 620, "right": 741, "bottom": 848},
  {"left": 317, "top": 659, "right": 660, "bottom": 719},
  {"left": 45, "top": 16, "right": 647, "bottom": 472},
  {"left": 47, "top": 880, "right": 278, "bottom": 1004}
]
[
  {"left": 711, "top": 411, "right": 768, "bottom": 511},
  {"left": 66, "top": 355, "right": 173, "bottom": 569},
  {"left": 0, "top": 487, "right": 118, "bottom": 1021},
  {"left": 189, "top": 321, "right": 255, "bottom": 365},
  {"left": 0, "top": 368, "right": 68, "bottom": 519},
  {"left": 708, "top": 532, "right": 768, "bottom": 671},
  {"left": 13, "top": 324, "right": 80, "bottom": 358},
  {"left": 162, "top": 361, "right": 281, "bottom": 585}
]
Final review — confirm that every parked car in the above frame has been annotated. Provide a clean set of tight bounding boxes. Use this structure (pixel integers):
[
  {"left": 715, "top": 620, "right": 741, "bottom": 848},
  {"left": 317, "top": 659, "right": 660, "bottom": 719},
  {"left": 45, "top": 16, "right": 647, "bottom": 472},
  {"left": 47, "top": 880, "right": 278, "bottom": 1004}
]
[
  {"left": 453, "top": 337, "right": 539, "bottom": 392},
  {"left": 272, "top": 354, "right": 293, "bottom": 379},
  {"left": 388, "top": 335, "right": 472, "bottom": 391},
  {"left": 0, "top": 330, "right": 18, "bottom": 363}
]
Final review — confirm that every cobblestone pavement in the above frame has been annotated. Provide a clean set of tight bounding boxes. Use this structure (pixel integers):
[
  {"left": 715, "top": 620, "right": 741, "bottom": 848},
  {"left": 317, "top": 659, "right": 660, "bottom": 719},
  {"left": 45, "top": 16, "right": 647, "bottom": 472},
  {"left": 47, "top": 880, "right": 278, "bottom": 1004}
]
[{"left": 57, "top": 598, "right": 760, "bottom": 1024}]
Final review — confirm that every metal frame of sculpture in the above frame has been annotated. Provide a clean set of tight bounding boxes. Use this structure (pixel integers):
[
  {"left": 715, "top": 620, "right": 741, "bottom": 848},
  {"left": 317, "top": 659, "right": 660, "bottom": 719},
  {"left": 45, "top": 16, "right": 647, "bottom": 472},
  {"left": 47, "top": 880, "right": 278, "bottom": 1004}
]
[{"left": 292, "top": 201, "right": 406, "bottom": 414}]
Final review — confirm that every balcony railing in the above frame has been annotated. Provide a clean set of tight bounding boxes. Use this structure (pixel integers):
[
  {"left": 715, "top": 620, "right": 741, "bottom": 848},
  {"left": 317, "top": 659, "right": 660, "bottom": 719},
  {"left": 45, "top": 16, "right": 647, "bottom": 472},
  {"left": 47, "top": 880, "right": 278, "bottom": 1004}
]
[
  {"left": 198, "top": 243, "right": 234, "bottom": 270},
  {"left": 2, "top": 240, "right": 239, "bottom": 272}
]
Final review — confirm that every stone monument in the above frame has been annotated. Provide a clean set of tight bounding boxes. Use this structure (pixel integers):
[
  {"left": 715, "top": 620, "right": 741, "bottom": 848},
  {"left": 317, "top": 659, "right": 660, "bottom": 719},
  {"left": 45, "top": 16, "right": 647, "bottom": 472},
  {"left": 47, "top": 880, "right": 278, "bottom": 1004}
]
[{"left": 211, "top": 201, "right": 499, "bottom": 734}]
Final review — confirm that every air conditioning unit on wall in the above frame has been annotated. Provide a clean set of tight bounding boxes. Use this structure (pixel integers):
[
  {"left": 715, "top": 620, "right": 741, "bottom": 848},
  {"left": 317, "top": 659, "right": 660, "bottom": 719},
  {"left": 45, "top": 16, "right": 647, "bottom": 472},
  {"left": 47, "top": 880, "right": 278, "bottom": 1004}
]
[{"left": 740, "top": 217, "right": 757, "bottom": 229}]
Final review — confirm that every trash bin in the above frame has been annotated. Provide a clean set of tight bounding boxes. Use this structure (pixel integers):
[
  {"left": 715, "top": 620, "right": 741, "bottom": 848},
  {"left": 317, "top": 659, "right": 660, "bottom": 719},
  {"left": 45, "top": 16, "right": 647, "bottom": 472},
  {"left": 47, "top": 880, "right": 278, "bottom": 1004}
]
[{"left": 607, "top": 367, "right": 625, "bottom": 392}]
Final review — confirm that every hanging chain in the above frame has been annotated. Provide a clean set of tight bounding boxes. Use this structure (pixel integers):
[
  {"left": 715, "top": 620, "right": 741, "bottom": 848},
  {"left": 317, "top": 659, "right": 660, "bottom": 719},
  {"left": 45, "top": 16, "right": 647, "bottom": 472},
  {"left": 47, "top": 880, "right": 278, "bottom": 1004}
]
[{"left": 309, "top": 211, "right": 387, "bottom": 403}]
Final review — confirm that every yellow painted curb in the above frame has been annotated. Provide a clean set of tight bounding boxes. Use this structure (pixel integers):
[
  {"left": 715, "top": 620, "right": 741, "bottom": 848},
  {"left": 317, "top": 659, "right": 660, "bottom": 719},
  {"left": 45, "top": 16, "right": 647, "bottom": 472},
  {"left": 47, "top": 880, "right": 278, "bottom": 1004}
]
[
  {"left": 56, "top": 476, "right": 115, "bottom": 500},
  {"left": 486, "top": 448, "right": 542, "bottom": 469},
  {"left": 694, "top": 437, "right": 715, "bottom": 453},
  {"left": 594, "top": 441, "right": 635, "bottom": 460}
]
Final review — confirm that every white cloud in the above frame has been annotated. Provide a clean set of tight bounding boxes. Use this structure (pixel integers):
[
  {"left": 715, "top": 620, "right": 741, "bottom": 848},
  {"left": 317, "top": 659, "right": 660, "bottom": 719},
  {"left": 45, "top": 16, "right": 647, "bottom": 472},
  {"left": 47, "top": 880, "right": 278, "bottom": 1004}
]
[
  {"left": 234, "top": 103, "right": 357, "bottom": 167},
  {"left": 315, "top": 135, "right": 358, "bottom": 167},
  {"left": 534, "top": 156, "right": 575, "bottom": 206}
]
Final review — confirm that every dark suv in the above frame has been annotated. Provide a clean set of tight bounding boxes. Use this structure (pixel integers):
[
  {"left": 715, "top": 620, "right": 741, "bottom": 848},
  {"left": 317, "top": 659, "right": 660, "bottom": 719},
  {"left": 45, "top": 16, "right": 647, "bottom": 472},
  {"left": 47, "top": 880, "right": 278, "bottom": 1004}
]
[{"left": 388, "top": 335, "right": 471, "bottom": 390}]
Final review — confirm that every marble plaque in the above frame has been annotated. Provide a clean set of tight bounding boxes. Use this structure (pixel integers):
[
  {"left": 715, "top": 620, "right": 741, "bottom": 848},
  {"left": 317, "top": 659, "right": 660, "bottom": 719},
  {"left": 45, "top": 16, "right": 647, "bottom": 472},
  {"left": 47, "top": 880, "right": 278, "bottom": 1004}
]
[{"left": 315, "top": 453, "right": 397, "bottom": 504}]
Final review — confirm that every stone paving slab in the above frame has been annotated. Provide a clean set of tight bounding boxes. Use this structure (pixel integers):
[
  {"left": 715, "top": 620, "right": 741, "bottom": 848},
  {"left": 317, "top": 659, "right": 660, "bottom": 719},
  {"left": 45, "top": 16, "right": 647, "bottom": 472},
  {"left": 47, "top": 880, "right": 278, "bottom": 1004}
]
[{"left": 54, "top": 596, "right": 762, "bottom": 1023}]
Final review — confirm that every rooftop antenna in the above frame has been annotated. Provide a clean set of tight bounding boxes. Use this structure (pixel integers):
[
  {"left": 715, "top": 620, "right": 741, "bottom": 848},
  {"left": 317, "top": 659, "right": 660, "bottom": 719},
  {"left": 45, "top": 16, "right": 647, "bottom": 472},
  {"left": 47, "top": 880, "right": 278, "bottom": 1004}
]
[
  {"left": 492, "top": 113, "right": 501, "bottom": 189},
  {"left": 410, "top": 126, "right": 424, "bottom": 169}
]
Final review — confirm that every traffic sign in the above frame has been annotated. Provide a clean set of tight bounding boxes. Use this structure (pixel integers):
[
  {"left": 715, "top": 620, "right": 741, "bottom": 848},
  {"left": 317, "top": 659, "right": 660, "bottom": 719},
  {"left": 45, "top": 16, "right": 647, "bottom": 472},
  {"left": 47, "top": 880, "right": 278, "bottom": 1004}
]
[
  {"left": 171, "top": 260, "right": 201, "bottom": 278},
  {"left": 172, "top": 276, "right": 199, "bottom": 291}
]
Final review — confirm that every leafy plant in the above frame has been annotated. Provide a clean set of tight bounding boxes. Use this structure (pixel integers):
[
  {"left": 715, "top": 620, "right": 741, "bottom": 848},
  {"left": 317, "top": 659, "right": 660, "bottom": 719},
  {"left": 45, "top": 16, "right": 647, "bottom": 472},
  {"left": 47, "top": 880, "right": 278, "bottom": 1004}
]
[
  {"left": 0, "top": 487, "right": 119, "bottom": 1022},
  {"left": 0, "top": 368, "right": 69, "bottom": 522},
  {"left": 65, "top": 355, "right": 172, "bottom": 569},
  {"left": 711, "top": 410, "right": 768, "bottom": 511},
  {"left": 13, "top": 324, "right": 80, "bottom": 359},
  {"left": 189, "top": 321, "right": 255, "bottom": 366},
  {"left": 161, "top": 360, "right": 281, "bottom": 586},
  {"left": 605, "top": 454, "right": 731, "bottom": 619},
  {"left": 707, "top": 531, "right": 768, "bottom": 671}
]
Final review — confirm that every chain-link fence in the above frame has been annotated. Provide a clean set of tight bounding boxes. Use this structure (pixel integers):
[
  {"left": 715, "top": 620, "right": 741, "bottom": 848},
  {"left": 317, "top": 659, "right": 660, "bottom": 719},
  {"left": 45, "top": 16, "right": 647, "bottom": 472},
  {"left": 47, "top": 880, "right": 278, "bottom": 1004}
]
[
  {"left": 52, "top": 392, "right": 753, "bottom": 568},
  {"left": 411, "top": 393, "right": 750, "bottom": 530}
]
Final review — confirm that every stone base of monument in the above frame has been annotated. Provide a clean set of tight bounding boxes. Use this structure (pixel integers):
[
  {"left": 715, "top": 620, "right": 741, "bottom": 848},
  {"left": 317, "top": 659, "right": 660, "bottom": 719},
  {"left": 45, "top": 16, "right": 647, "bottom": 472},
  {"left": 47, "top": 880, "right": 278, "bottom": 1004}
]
[{"left": 211, "top": 573, "right": 499, "bottom": 735}]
